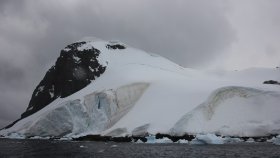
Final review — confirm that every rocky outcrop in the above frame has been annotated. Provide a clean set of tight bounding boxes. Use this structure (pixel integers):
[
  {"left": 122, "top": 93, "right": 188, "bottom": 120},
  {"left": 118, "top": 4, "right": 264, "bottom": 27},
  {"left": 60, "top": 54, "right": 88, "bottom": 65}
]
[
  {"left": 21, "top": 41, "right": 106, "bottom": 119},
  {"left": 263, "top": 80, "right": 280, "bottom": 85},
  {"left": 106, "top": 43, "right": 126, "bottom": 50}
]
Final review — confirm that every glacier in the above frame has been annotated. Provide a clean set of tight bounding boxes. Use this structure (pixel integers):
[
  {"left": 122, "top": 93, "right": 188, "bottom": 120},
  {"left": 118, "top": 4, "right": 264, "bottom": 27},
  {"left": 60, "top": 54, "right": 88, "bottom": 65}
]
[{"left": 1, "top": 38, "right": 280, "bottom": 141}]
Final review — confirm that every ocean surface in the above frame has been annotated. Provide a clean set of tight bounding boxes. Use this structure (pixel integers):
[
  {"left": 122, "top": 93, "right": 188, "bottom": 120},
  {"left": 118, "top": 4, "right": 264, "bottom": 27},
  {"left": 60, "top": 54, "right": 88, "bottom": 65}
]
[{"left": 0, "top": 139, "right": 280, "bottom": 158}]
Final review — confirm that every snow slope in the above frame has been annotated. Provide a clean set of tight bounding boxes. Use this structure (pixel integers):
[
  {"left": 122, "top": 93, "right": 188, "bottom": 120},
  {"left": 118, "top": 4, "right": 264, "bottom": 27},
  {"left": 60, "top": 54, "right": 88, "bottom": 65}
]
[
  {"left": 1, "top": 38, "right": 280, "bottom": 138},
  {"left": 171, "top": 86, "right": 280, "bottom": 137}
]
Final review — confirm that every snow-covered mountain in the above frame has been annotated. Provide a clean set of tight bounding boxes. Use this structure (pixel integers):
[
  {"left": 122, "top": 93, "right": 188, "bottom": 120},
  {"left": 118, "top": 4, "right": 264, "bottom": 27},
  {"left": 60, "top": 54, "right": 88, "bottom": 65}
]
[{"left": 1, "top": 38, "right": 280, "bottom": 139}]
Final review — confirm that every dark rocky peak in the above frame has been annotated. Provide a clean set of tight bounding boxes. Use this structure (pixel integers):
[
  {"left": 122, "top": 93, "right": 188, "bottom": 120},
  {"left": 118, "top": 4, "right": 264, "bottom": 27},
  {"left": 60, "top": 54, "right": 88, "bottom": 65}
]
[{"left": 21, "top": 41, "right": 107, "bottom": 119}]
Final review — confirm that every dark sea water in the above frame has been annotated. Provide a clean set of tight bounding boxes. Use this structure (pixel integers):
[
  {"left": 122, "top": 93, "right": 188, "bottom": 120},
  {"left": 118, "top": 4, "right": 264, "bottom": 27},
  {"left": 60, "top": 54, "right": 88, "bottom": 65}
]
[{"left": 0, "top": 139, "right": 280, "bottom": 158}]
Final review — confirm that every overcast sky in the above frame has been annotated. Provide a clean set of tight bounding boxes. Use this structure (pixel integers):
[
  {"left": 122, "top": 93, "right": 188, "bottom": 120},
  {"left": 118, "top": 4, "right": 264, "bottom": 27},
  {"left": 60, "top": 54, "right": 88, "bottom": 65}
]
[{"left": 0, "top": 0, "right": 279, "bottom": 128}]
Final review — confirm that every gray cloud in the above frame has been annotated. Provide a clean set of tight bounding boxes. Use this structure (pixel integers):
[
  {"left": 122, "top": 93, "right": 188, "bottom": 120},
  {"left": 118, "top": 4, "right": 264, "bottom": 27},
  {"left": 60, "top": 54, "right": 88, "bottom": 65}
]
[
  {"left": 0, "top": 0, "right": 279, "bottom": 128},
  {"left": 215, "top": 0, "right": 280, "bottom": 69}
]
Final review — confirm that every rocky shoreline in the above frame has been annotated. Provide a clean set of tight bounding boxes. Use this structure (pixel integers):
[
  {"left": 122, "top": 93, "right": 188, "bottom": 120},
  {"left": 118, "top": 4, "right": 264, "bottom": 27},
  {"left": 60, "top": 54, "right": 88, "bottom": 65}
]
[{"left": 1, "top": 133, "right": 280, "bottom": 145}]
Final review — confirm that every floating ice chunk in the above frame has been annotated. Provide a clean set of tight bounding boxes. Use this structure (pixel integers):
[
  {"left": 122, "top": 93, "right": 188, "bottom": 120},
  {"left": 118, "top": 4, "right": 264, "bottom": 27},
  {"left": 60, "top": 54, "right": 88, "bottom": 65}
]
[
  {"left": 145, "top": 135, "right": 173, "bottom": 143},
  {"left": 222, "top": 137, "right": 242, "bottom": 144},
  {"left": 190, "top": 134, "right": 224, "bottom": 144},
  {"left": 29, "top": 136, "right": 51, "bottom": 140},
  {"left": 135, "top": 139, "right": 144, "bottom": 143},
  {"left": 190, "top": 134, "right": 242, "bottom": 144},
  {"left": 156, "top": 137, "right": 173, "bottom": 143},
  {"left": 177, "top": 139, "right": 188, "bottom": 143},
  {"left": 246, "top": 138, "right": 255, "bottom": 143},
  {"left": 272, "top": 136, "right": 280, "bottom": 145},
  {"left": 29, "top": 136, "right": 43, "bottom": 139},
  {"left": 146, "top": 135, "right": 156, "bottom": 143}
]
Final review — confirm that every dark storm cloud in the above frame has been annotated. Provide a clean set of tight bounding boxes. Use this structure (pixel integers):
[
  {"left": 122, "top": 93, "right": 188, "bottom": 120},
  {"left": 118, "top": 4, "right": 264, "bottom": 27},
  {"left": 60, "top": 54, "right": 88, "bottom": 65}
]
[
  {"left": 0, "top": 61, "right": 24, "bottom": 86},
  {"left": 0, "top": 0, "right": 278, "bottom": 128},
  {"left": 11, "top": 0, "right": 235, "bottom": 67}
]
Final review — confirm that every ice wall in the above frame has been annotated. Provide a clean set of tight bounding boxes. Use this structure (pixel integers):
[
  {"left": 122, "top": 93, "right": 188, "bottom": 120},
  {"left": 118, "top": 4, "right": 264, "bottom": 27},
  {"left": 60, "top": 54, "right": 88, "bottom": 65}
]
[{"left": 23, "top": 83, "right": 149, "bottom": 137}]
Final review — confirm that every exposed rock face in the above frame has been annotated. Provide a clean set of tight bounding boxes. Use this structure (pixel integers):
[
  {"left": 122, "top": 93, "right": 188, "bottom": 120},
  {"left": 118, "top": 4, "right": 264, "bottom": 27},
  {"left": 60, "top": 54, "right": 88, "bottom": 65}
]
[
  {"left": 263, "top": 80, "right": 280, "bottom": 85},
  {"left": 106, "top": 43, "right": 126, "bottom": 50},
  {"left": 21, "top": 42, "right": 106, "bottom": 118}
]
